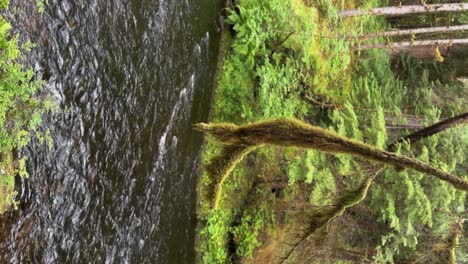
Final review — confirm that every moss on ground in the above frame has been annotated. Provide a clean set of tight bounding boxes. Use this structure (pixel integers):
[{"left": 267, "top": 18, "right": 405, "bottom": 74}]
[{"left": 0, "top": 151, "right": 16, "bottom": 214}]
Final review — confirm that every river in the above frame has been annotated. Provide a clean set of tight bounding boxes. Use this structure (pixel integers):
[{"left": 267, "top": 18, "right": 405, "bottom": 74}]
[{"left": 0, "top": 0, "right": 223, "bottom": 263}]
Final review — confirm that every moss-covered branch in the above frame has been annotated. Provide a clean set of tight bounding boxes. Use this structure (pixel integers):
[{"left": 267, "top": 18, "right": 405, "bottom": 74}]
[
  {"left": 201, "top": 144, "right": 259, "bottom": 209},
  {"left": 444, "top": 217, "right": 465, "bottom": 264},
  {"left": 280, "top": 169, "right": 380, "bottom": 263},
  {"left": 194, "top": 118, "right": 468, "bottom": 191},
  {"left": 429, "top": 217, "right": 466, "bottom": 264}
]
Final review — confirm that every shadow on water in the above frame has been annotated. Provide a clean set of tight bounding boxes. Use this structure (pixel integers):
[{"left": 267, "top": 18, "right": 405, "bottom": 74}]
[{"left": 0, "top": 0, "right": 224, "bottom": 262}]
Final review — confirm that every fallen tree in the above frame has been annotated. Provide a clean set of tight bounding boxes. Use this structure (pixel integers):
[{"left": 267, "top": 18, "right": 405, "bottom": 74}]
[
  {"left": 339, "top": 3, "right": 468, "bottom": 18},
  {"left": 358, "top": 38, "right": 468, "bottom": 51},
  {"left": 356, "top": 24, "right": 468, "bottom": 39}
]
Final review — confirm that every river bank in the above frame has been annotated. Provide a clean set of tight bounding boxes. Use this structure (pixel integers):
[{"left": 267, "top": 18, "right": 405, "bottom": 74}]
[{"left": 1, "top": 0, "right": 225, "bottom": 262}]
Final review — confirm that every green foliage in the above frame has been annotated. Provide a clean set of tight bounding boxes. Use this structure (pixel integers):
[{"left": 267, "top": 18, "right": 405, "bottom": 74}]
[
  {"left": 285, "top": 149, "right": 336, "bottom": 206},
  {"left": 0, "top": 0, "right": 48, "bottom": 213},
  {"left": 256, "top": 56, "right": 304, "bottom": 118},
  {"left": 0, "top": 0, "right": 7, "bottom": 10},
  {"left": 232, "top": 203, "right": 273, "bottom": 258},
  {"left": 199, "top": 0, "right": 467, "bottom": 262},
  {"left": 36, "top": 0, "right": 45, "bottom": 13},
  {"left": 0, "top": 18, "right": 48, "bottom": 152},
  {"left": 200, "top": 209, "right": 233, "bottom": 264}
]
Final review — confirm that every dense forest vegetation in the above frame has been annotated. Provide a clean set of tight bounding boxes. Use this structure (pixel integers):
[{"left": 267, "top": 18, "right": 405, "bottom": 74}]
[{"left": 196, "top": 0, "right": 467, "bottom": 263}]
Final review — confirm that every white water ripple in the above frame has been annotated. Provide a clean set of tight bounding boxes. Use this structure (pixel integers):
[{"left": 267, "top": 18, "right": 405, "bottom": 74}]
[{"left": 154, "top": 73, "right": 195, "bottom": 172}]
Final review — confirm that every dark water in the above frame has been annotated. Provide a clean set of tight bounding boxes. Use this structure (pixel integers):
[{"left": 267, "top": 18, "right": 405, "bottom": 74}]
[{"left": 0, "top": 0, "right": 223, "bottom": 262}]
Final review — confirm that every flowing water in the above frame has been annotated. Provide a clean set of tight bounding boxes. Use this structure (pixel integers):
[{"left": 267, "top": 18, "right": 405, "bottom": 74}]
[{"left": 0, "top": 0, "right": 223, "bottom": 262}]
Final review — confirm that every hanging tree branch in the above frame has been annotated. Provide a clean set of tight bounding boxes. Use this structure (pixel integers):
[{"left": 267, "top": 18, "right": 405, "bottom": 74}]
[
  {"left": 280, "top": 168, "right": 382, "bottom": 264},
  {"left": 339, "top": 3, "right": 468, "bottom": 18},
  {"left": 194, "top": 118, "right": 468, "bottom": 191},
  {"left": 388, "top": 112, "right": 468, "bottom": 151},
  {"left": 432, "top": 217, "right": 466, "bottom": 264}
]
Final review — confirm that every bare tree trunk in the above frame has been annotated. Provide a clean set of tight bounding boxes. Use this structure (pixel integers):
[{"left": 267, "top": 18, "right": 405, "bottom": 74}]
[
  {"left": 388, "top": 46, "right": 440, "bottom": 60},
  {"left": 357, "top": 24, "right": 468, "bottom": 39},
  {"left": 339, "top": 3, "right": 468, "bottom": 18},
  {"left": 359, "top": 38, "right": 468, "bottom": 51},
  {"left": 389, "top": 43, "right": 466, "bottom": 60},
  {"left": 388, "top": 112, "right": 468, "bottom": 151},
  {"left": 386, "top": 115, "right": 424, "bottom": 131}
]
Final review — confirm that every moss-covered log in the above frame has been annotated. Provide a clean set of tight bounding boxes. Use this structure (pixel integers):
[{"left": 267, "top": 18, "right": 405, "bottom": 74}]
[
  {"left": 194, "top": 118, "right": 468, "bottom": 191},
  {"left": 201, "top": 144, "right": 259, "bottom": 209}
]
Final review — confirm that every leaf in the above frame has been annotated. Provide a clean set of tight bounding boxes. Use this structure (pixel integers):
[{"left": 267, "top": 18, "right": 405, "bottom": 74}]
[{"left": 434, "top": 46, "right": 444, "bottom": 62}]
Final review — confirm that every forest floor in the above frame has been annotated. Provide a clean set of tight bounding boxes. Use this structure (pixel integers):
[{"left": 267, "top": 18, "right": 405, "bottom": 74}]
[{"left": 196, "top": 0, "right": 467, "bottom": 263}]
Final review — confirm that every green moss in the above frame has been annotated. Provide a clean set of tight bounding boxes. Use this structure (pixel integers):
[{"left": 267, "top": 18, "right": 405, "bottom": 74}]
[
  {"left": 0, "top": 151, "right": 16, "bottom": 214},
  {"left": 281, "top": 171, "right": 378, "bottom": 263}
]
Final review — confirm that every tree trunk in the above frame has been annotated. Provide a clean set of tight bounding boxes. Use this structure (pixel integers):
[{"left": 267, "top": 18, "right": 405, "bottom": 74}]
[
  {"left": 194, "top": 118, "right": 468, "bottom": 191},
  {"left": 359, "top": 38, "right": 468, "bottom": 51},
  {"left": 385, "top": 115, "right": 424, "bottom": 131},
  {"left": 388, "top": 112, "right": 468, "bottom": 151},
  {"left": 280, "top": 171, "right": 380, "bottom": 264},
  {"left": 339, "top": 3, "right": 468, "bottom": 18},
  {"left": 389, "top": 44, "right": 464, "bottom": 60},
  {"left": 431, "top": 217, "right": 465, "bottom": 264},
  {"left": 357, "top": 24, "right": 468, "bottom": 39}
]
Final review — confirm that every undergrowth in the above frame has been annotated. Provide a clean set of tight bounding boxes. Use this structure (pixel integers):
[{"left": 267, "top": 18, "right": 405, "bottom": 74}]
[{"left": 197, "top": 0, "right": 467, "bottom": 263}]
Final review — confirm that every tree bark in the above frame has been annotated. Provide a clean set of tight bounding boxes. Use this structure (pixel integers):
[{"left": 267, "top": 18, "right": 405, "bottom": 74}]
[
  {"left": 388, "top": 112, "right": 468, "bottom": 151},
  {"left": 195, "top": 118, "right": 468, "bottom": 191},
  {"left": 386, "top": 115, "right": 424, "bottom": 131},
  {"left": 430, "top": 217, "right": 466, "bottom": 264},
  {"left": 357, "top": 24, "right": 468, "bottom": 39},
  {"left": 359, "top": 38, "right": 468, "bottom": 51},
  {"left": 339, "top": 3, "right": 468, "bottom": 18}
]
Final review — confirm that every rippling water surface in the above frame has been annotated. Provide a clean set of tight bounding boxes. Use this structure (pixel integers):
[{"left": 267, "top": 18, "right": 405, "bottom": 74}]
[{"left": 0, "top": 0, "right": 223, "bottom": 262}]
